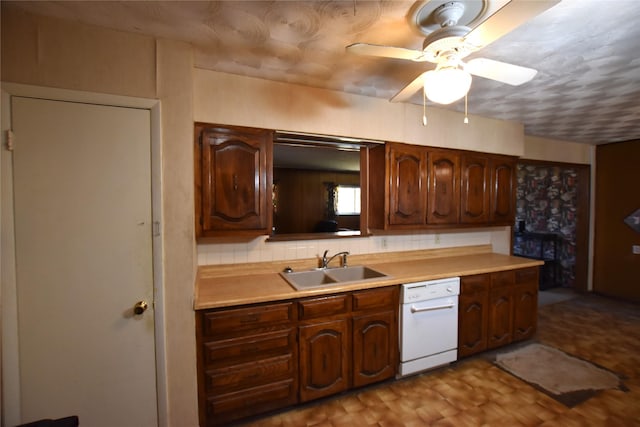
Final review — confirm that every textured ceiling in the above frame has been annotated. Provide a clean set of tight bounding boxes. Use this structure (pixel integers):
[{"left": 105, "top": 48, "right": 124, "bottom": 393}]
[{"left": 7, "top": 0, "right": 640, "bottom": 145}]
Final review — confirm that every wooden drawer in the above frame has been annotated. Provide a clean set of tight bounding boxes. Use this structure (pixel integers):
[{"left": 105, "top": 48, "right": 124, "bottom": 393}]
[
  {"left": 515, "top": 267, "right": 539, "bottom": 285},
  {"left": 205, "top": 353, "right": 295, "bottom": 393},
  {"left": 461, "top": 274, "right": 490, "bottom": 294},
  {"left": 491, "top": 270, "right": 515, "bottom": 289},
  {"left": 202, "top": 302, "right": 294, "bottom": 336},
  {"left": 298, "top": 294, "right": 350, "bottom": 320},
  {"left": 203, "top": 328, "right": 295, "bottom": 366},
  {"left": 206, "top": 379, "right": 297, "bottom": 425},
  {"left": 352, "top": 286, "right": 397, "bottom": 312}
]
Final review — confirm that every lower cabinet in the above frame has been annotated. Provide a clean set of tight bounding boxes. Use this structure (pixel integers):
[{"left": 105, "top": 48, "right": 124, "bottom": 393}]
[
  {"left": 197, "top": 286, "right": 398, "bottom": 426},
  {"left": 352, "top": 287, "right": 398, "bottom": 388},
  {"left": 298, "top": 294, "right": 351, "bottom": 402},
  {"left": 196, "top": 302, "right": 298, "bottom": 426},
  {"left": 298, "top": 287, "right": 399, "bottom": 401},
  {"left": 513, "top": 268, "right": 539, "bottom": 341},
  {"left": 458, "top": 267, "right": 539, "bottom": 358},
  {"left": 458, "top": 274, "right": 490, "bottom": 358}
]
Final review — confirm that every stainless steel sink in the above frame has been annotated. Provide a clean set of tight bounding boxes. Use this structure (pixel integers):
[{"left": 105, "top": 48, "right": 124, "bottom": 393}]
[
  {"left": 280, "top": 265, "right": 389, "bottom": 290},
  {"left": 323, "top": 265, "right": 387, "bottom": 282},
  {"left": 280, "top": 269, "right": 337, "bottom": 288}
]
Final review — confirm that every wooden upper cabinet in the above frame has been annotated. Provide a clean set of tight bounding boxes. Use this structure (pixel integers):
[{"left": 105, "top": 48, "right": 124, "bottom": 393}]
[
  {"left": 489, "top": 157, "right": 517, "bottom": 225},
  {"left": 427, "top": 150, "right": 460, "bottom": 224},
  {"left": 460, "top": 154, "right": 490, "bottom": 224},
  {"left": 368, "top": 142, "right": 516, "bottom": 230},
  {"left": 388, "top": 143, "right": 427, "bottom": 226},
  {"left": 195, "top": 123, "right": 273, "bottom": 238}
]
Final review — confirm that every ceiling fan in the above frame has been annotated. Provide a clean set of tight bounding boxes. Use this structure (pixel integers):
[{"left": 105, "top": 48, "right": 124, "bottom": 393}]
[{"left": 347, "top": 0, "right": 560, "bottom": 105}]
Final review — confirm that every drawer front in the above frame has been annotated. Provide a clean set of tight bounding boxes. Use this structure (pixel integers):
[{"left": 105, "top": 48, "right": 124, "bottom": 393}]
[
  {"left": 206, "top": 353, "right": 295, "bottom": 392},
  {"left": 207, "top": 379, "right": 297, "bottom": 425},
  {"left": 461, "top": 274, "right": 490, "bottom": 294},
  {"left": 203, "top": 328, "right": 295, "bottom": 366},
  {"left": 298, "top": 294, "right": 350, "bottom": 320},
  {"left": 202, "top": 302, "right": 294, "bottom": 336},
  {"left": 491, "top": 270, "right": 515, "bottom": 289},
  {"left": 515, "top": 267, "right": 539, "bottom": 285},
  {"left": 352, "top": 286, "right": 397, "bottom": 312}
]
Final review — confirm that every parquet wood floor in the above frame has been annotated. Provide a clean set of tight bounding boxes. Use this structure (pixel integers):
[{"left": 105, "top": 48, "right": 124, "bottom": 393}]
[{"left": 241, "top": 292, "right": 640, "bottom": 426}]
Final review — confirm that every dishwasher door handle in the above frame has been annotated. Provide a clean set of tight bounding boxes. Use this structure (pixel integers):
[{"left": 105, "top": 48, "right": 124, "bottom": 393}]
[{"left": 410, "top": 303, "right": 455, "bottom": 313}]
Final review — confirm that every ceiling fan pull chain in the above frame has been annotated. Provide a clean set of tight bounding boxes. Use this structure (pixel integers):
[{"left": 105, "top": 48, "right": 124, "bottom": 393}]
[
  {"left": 423, "top": 89, "right": 428, "bottom": 126},
  {"left": 464, "top": 94, "right": 469, "bottom": 124}
]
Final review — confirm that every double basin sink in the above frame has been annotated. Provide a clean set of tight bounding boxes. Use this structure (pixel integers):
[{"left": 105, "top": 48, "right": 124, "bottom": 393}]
[{"left": 280, "top": 265, "right": 389, "bottom": 290}]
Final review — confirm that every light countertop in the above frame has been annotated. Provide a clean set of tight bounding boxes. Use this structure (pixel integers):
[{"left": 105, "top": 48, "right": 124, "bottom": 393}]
[{"left": 195, "top": 246, "right": 543, "bottom": 310}]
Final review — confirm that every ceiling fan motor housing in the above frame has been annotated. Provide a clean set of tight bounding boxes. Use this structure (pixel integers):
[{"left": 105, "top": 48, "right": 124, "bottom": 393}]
[
  {"left": 434, "top": 2, "right": 466, "bottom": 27},
  {"left": 421, "top": 26, "right": 473, "bottom": 63}
]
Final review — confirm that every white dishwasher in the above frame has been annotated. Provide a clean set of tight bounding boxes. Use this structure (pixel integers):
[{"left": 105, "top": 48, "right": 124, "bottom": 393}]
[{"left": 398, "top": 277, "right": 460, "bottom": 377}]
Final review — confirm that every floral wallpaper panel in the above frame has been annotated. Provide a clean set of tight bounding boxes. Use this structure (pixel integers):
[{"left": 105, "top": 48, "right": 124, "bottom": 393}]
[{"left": 514, "top": 164, "right": 579, "bottom": 288}]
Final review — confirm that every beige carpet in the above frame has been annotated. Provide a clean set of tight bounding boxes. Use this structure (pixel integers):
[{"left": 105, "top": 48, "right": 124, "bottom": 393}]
[{"left": 495, "top": 343, "right": 623, "bottom": 406}]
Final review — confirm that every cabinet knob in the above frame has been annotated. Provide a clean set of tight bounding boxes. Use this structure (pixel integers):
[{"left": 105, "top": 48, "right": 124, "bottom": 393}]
[{"left": 133, "top": 300, "right": 148, "bottom": 315}]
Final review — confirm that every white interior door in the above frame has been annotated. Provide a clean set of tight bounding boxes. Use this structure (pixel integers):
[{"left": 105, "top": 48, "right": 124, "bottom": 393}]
[{"left": 11, "top": 97, "right": 157, "bottom": 426}]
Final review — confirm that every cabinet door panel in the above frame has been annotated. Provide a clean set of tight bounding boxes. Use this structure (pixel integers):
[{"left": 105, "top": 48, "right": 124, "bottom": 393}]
[
  {"left": 207, "top": 379, "right": 296, "bottom": 426},
  {"left": 299, "top": 319, "right": 349, "bottom": 402},
  {"left": 352, "top": 287, "right": 396, "bottom": 312},
  {"left": 353, "top": 311, "right": 396, "bottom": 387},
  {"left": 488, "top": 287, "right": 513, "bottom": 349},
  {"left": 458, "top": 292, "right": 489, "bottom": 358},
  {"left": 490, "top": 158, "right": 516, "bottom": 224},
  {"left": 513, "top": 282, "right": 538, "bottom": 342},
  {"left": 388, "top": 144, "right": 427, "bottom": 225},
  {"left": 205, "top": 354, "right": 295, "bottom": 392},
  {"left": 195, "top": 124, "right": 273, "bottom": 236},
  {"left": 427, "top": 150, "right": 460, "bottom": 224},
  {"left": 461, "top": 155, "right": 489, "bottom": 224},
  {"left": 202, "top": 302, "right": 294, "bottom": 336},
  {"left": 203, "top": 329, "right": 295, "bottom": 366}
]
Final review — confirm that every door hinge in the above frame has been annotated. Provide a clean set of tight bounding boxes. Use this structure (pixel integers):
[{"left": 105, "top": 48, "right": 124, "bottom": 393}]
[
  {"left": 5, "top": 130, "right": 15, "bottom": 151},
  {"left": 153, "top": 221, "right": 161, "bottom": 237}
]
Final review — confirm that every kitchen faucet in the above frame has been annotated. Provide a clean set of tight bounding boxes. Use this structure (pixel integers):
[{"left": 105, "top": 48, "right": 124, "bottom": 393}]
[{"left": 322, "top": 250, "right": 349, "bottom": 269}]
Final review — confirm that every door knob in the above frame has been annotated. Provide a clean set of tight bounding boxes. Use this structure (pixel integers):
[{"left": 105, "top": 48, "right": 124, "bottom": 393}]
[{"left": 133, "top": 301, "right": 148, "bottom": 315}]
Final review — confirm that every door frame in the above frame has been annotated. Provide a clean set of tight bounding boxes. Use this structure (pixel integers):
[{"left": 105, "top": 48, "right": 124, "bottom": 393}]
[{"left": 1, "top": 82, "right": 167, "bottom": 427}]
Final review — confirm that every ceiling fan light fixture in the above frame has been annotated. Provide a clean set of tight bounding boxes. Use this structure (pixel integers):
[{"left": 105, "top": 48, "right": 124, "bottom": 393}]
[{"left": 423, "top": 66, "right": 472, "bottom": 105}]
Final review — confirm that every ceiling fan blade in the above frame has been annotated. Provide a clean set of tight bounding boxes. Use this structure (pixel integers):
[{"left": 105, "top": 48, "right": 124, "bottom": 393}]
[
  {"left": 390, "top": 73, "right": 426, "bottom": 103},
  {"left": 346, "top": 43, "right": 427, "bottom": 62},
  {"left": 465, "top": 58, "right": 537, "bottom": 86},
  {"left": 463, "top": 0, "right": 560, "bottom": 49}
]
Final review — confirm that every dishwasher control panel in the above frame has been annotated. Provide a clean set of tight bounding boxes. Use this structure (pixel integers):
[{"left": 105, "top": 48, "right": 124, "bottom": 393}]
[{"left": 401, "top": 277, "right": 460, "bottom": 303}]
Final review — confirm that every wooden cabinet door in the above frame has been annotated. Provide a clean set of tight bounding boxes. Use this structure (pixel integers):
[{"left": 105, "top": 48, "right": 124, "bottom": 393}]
[
  {"left": 460, "top": 155, "right": 489, "bottom": 224},
  {"left": 299, "top": 319, "right": 350, "bottom": 402},
  {"left": 388, "top": 143, "right": 427, "bottom": 226},
  {"left": 195, "top": 124, "right": 272, "bottom": 236},
  {"left": 487, "top": 287, "right": 513, "bottom": 349},
  {"left": 513, "top": 267, "right": 539, "bottom": 342},
  {"left": 352, "top": 311, "right": 396, "bottom": 388},
  {"left": 458, "top": 292, "right": 489, "bottom": 358},
  {"left": 513, "top": 281, "right": 538, "bottom": 342},
  {"left": 427, "top": 150, "right": 460, "bottom": 224},
  {"left": 490, "top": 157, "right": 516, "bottom": 225}
]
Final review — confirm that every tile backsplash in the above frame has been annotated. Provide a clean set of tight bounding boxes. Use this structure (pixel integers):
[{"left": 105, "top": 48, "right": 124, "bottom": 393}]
[{"left": 197, "top": 227, "right": 511, "bottom": 265}]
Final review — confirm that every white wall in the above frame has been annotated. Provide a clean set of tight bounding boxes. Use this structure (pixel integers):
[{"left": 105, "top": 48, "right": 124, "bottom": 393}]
[
  {"left": 194, "top": 69, "right": 525, "bottom": 156},
  {"left": 523, "top": 135, "right": 592, "bottom": 164}
]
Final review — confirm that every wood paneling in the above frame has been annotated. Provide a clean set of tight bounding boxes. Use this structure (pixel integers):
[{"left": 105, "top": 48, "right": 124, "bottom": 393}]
[
  {"left": 594, "top": 140, "right": 640, "bottom": 301},
  {"left": 273, "top": 168, "right": 359, "bottom": 234}
]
